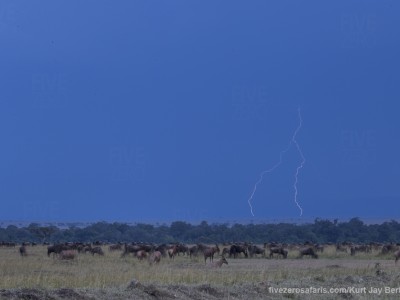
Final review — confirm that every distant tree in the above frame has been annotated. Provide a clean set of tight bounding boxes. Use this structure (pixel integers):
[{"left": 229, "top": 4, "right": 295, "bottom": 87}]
[{"left": 28, "top": 224, "right": 58, "bottom": 243}]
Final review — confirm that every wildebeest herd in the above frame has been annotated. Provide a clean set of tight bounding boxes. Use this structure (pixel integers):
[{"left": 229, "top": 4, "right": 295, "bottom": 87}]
[{"left": 3, "top": 240, "right": 400, "bottom": 266}]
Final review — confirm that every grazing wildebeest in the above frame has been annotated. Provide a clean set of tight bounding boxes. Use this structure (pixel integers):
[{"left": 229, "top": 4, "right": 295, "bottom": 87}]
[
  {"left": 59, "top": 250, "right": 77, "bottom": 260},
  {"left": 211, "top": 256, "right": 228, "bottom": 268},
  {"left": 19, "top": 245, "right": 27, "bottom": 256},
  {"left": 394, "top": 250, "right": 400, "bottom": 264},
  {"left": 203, "top": 245, "right": 220, "bottom": 264},
  {"left": 229, "top": 244, "right": 248, "bottom": 258},
  {"left": 148, "top": 251, "right": 162, "bottom": 265},
  {"left": 121, "top": 244, "right": 141, "bottom": 257},
  {"left": 47, "top": 244, "right": 72, "bottom": 257},
  {"left": 248, "top": 245, "right": 265, "bottom": 258},
  {"left": 299, "top": 247, "right": 318, "bottom": 259},
  {"left": 90, "top": 246, "right": 104, "bottom": 256},
  {"left": 269, "top": 247, "right": 288, "bottom": 259}
]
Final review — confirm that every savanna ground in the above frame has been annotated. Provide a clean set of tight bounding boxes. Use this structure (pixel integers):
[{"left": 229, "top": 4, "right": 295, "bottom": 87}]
[{"left": 0, "top": 245, "right": 400, "bottom": 299}]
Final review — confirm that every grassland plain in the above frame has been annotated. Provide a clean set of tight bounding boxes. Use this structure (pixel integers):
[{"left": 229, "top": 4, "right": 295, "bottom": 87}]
[{"left": 0, "top": 245, "right": 400, "bottom": 299}]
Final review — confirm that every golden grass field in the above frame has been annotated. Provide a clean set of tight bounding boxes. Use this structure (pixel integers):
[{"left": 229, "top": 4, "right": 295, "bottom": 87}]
[{"left": 0, "top": 245, "right": 400, "bottom": 299}]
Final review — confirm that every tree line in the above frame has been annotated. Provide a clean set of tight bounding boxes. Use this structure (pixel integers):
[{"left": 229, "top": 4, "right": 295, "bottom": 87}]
[{"left": 1, "top": 218, "right": 399, "bottom": 244}]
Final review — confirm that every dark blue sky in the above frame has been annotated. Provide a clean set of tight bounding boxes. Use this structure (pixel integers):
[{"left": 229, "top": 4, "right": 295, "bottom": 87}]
[{"left": 1, "top": 1, "right": 399, "bottom": 222}]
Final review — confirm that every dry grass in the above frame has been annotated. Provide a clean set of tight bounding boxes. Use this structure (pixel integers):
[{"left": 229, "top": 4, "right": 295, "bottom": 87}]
[{"left": 0, "top": 245, "right": 400, "bottom": 299}]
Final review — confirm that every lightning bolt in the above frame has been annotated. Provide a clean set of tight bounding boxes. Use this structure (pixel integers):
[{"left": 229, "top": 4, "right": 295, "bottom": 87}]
[
  {"left": 292, "top": 108, "right": 305, "bottom": 216},
  {"left": 247, "top": 107, "right": 305, "bottom": 217},
  {"left": 247, "top": 142, "right": 292, "bottom": 217}
]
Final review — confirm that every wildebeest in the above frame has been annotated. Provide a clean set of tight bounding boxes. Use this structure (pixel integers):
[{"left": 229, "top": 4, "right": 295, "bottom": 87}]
[
  {"left": 298, "top": 247, "right": 318, "bottom": 259},
  {"left": 336, "top": 244, "right": 348, "bottom": 253},
  {"left": 173, "top": 243, "right": 188, "bottom": 256},
  {"left": 221, "top": 247, "right": 230, "bottom": 257},
  {"left": 47, "top": 244, "right": 72, "bottom": 257},
  {"left": 154, "top": 244, "right": 168, "bottom": 257},
  {"left": 83, "top": 246, "right": 93, "bottom": 254},
  {"left": 229, "top": 244, "right": 248, "bottom": 258},
  {"left": 19, "top": 245, "right": 27, "bottom": 256},
  {"left": 248, "top": 245, "right": 265, "bottom": 258},
  {"left": 136, "top": 250, "right": 148, "bottom": 260},
  {"left": 148, "top": 251, "right": 162, "bottom": 265},
  {"left": 59, "top": 250, "right": 77, "bottom": 260},
  {"left": 203, "top": 245, "right": 220, "bottom": 264},
  {"left": 395, "top": 250, "right": 400, "bottom": 264},
  {"left": 269, "top": 247, "right": 288, "bottom": 259},
  {"left": 121, "top": 244, "right": 141, "bottom": 257},
  {"left": 211, "top": 256, "right": 228, "bottom": 268},
  {"left": 381, "top": 244, "right": 397, "bottom": 255},
  {"left": 350, "top": 245, "right": 371, "bottom": 256},
  {"left": 314, "top": 244, "right": 324, "bottom": 253},
  {"left": 188, "top": 245, "right": 199, "bottom": 258},
  {"left": 122, "top": 243, "right": 154, "bottom": 257},
  {"left": 90, "top": 246, "right": 104, "bottom": 256},
  {"left": 189, "top": 244, "right": 208, "bottom": 258},
  {"left": 0, "top": 241, "right": 16, "bottom": 247},
  {"left": 109, "top": 244, "right": 123, "bottom": 251}
]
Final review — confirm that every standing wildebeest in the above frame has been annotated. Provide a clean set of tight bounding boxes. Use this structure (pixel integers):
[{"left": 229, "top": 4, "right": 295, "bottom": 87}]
[
  {"left": 175, "top": 243, "right": 189, "bottom": 256},
  {"left": 298, "top": 247, "right": 318, "bottom": 259},
  {"left": 121, "top": 244, "right": 141, "bottom": 257},
  {"left": 336, "top": 243, "right": 348, "bottom": 253},
  {"left": 211, "top": 256, "right": 228, "bottom": 268},
  {"left": 203, "top": 245, "right": 220, "bottom": 264},
  {"left": 154, "top": 244, "right": 168, "bottom": 257},
  {"left": 148, "top": 251, "right": 162, "bottom": 265},
  {"left": 314, "top": 244, "right": 324, "bottom": 253},
  {"left": 229, "top": 244, "right": 248, "bottom": 258},
  {"left": 394, "top": 250, "right": 400, "bottom": 264},
  {"left": 381, "top": 244, "right": 397, "bottom": 255},
  {"left": 248, "top": 245, "right": 265, "bottom": 258},
  {"left": 90, "top": 246, "right": 104, "bottom": 256},
  {"left": 19, "top": 245, "right": 27, "bottom": 256},
  {"left": 269, "top": 247, "right": 288, "bottom": 259},
  {"left": 221, "top": 247, "right": 230, "bottom": 257},
  {"left": 350, "top": 245, "right": 371, "bottom": 256},
  {"left": 189, "top": 244, "right": 208, "bottom": 258}
]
